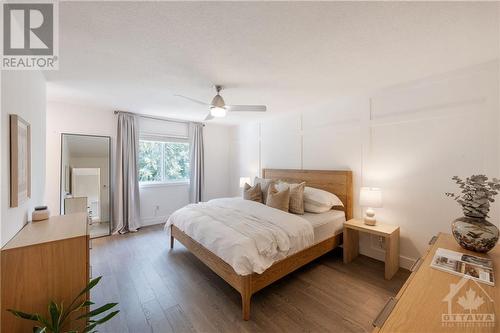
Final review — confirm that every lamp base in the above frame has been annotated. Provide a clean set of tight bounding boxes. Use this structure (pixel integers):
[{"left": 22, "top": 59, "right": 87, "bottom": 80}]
[
  {"left": 364, "top": 216, "right": 377, "bottom": 226},
  {"left": 364, "top": 207, "right": 377, "bottom": 226}
]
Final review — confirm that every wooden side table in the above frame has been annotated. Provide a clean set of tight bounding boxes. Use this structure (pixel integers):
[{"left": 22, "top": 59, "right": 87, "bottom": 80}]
[{"left": 343, "top": 218, "right": 400, "bottom": 280}]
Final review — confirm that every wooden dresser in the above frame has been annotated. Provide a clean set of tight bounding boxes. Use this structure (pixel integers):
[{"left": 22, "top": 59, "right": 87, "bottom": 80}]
[
  {"left": 373, "top": 233, "right": 500, "bottom": 333},
  {"left": 1, "top": 213, "right": 90, "bottom": 333}
]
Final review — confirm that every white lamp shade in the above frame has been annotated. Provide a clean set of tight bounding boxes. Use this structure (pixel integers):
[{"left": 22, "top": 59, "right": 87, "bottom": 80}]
[
  {"left": 359, "top": 187, "right": 382, "bottom": 208},
  {"left": 239, "top": 177, "right": 251, "bottom": 188}
]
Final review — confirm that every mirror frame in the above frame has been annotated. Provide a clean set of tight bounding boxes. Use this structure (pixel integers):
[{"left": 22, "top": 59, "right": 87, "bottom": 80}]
[{"left": 60, "top": 133, "right": 112, "bottom": 238}]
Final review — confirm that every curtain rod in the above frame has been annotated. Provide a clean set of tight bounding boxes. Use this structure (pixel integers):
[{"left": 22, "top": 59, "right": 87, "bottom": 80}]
[{"left": 114, "top": 110, "right": 204, "bottom": 126}]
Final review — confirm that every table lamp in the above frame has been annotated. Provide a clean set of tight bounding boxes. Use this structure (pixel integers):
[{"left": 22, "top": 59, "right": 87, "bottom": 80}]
[
  {"left": 360, "top": 187, "right": 382, "bottom": 226},
  {"left": 239, "top": 177, "right": 251, "bottom": 188}
]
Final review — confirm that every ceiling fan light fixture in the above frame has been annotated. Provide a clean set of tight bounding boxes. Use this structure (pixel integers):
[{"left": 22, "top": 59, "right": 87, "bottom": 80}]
[
  {"left": 211, "top": 94, "right": 225, "bottom": 108},
  {"left": 210, "top": 106, "right": 227, "bottom": 118}
]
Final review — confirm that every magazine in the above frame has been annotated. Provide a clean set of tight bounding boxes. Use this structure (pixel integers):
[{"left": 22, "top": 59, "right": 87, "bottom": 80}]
[{"left": 430, "top": 248, "right": 495, "bottom": 286}]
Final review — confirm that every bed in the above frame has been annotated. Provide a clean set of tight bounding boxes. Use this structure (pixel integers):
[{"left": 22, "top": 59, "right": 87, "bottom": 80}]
[{"left": 168, "top": 169, "right": 353, "bottom": 320}]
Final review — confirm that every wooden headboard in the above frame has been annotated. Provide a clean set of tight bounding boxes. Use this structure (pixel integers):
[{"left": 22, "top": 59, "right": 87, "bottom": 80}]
[{"left": 262, "top": 169, "right": 353, "bottom": 220}]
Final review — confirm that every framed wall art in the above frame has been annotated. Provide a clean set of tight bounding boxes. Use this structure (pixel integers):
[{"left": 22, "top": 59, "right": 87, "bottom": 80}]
[{"left": 10, "top": 114, "right": 31, "bottom": 208}]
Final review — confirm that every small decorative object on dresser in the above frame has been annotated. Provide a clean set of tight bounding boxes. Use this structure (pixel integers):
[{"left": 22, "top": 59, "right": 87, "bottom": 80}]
[
  {"left": 32, "top": 205, "right": 50, "bottom": 222},
  {"left": 359, "top": 187, "right": 382, "bottom": 225},
  {"left": 446, "top": 175, "right": 500, "bottom": 253}
]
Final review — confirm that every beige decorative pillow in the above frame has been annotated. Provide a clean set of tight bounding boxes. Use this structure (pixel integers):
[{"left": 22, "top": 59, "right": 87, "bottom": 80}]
[
  {"left": 277, "top": 181, "right": 306, "bottom": 214},
  {"left": 266, "top": 184, "right": 290, "bottom": 212},
  {"left": 254, "top": 177, "right": 275, "bottom": 203},
  {"left": 243, "top": 183, "right": 263, "bottom": 203}
]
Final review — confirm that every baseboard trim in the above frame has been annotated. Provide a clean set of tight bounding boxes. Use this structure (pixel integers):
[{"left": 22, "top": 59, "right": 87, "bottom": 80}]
[
  {"left": 359, "top": 247, "right": 415, "bottom": 271},
  {"left": 140, "top": 216, "right": 169, "bottom": 227}
]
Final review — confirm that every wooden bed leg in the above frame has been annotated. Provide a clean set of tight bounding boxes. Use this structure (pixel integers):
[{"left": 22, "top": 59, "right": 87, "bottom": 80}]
[
  {"left": 170, "top": 225, "right": 175, "bottom": 249},
  {"left": 241, "top": 276, "right": 252, "bottom": 320},
  {"left": 242, "top": 292, "right": 252, "bottom": 321}
]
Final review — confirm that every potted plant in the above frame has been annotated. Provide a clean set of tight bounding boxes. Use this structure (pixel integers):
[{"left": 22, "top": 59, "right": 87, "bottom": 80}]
[
  {"left": 446, "top": 175, "right": 500, "bottom": 253},
  {"left": 8, "top": 276, "right": 119, "bottom": 333}
]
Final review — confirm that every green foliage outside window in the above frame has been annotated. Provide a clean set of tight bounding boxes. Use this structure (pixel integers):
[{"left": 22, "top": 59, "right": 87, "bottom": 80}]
[{"left": 138, "top": 139, "right": 190, "bottom": 183}]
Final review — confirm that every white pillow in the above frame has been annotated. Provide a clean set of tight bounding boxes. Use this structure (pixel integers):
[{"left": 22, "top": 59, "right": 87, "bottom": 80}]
[
  {"left": 303, "top": 187, "right": 343, "bottom": 213},
  {"left": 304, "top": 201, "right": 332, "bottom": 214}
]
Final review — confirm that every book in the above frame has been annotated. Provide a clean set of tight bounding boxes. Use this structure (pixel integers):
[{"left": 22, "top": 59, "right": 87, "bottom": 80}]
[{"left": 430, "top": 248, "right": 495, "bottom": 286}]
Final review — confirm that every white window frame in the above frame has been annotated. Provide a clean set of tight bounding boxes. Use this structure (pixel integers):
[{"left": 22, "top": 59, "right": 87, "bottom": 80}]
[{"left": 138, "top": 134, "right": 190, "bottom": 188}]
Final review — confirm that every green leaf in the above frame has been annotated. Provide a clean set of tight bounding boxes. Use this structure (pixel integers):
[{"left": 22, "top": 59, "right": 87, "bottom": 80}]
[
  {"left": 61, "top": 300, "right": 94, "bottom": 324},
  {"left": 76, "top": 303, "right": 118, "bottom": 320},
  {"left": 76, "top": 276, "right": 102, "bottom": 300},
  {"left": 66, "top": 277, "right": 102, "bottom": 316},
  {"left": 33, "top": 327, "right": 46, "bottom": 333},
  {"left": 58, "top": 302, "right": 64, "bottom": 328},
  {"left": 7, "top": 309, "right": 39, "bottom": 321},
  {"left": 49, "top": 301, "right": 61, "bottom": 332},
  {"left": 36, "top": 314, "right": 53, "bottom": 331},
  {"left": 92, "top": 310, "right": 120, "bottom": 325},
  {"left": 82, "top": 322, "right": 98, "bottom": 333}
]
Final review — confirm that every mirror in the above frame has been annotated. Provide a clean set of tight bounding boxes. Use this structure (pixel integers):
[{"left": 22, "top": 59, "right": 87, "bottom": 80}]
[{"left": 60, "top": 134, "right": 111, "bottom": 238}]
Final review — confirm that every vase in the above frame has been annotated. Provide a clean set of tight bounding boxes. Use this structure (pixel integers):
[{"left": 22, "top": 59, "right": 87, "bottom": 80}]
[{"left": 451, "top": 216, "right": 499, "bottom": 253}]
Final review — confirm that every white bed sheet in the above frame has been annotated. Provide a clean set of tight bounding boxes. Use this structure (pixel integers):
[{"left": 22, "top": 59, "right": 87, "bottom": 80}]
[
  {"left": 166, "top": 198, "right": 314, "bottom": 275},
  {"left": 302, "top": 210, "right": 346, "bottom": 243}
]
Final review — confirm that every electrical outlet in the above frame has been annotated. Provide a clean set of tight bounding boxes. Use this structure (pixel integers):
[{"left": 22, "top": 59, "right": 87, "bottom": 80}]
[
  {"left": 378, "top": 236, "right": 385, "bottom": 250},
  {"left": 371, "top": 235, "right": 386, "bottom": 251}
]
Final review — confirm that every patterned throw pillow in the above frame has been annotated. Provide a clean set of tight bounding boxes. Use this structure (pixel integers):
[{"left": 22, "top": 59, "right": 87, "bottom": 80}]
[
  {"left": 243, "top": 183, "right": 263, "bottom": 203},
  {"left": 277, "top": 181, "right": 306, "bottom": 215},
  {"left": 254, "top": 177, "right": 275, "bottom": 203},
  {"left": 266, "top": 184, "right": 290, "bottom": 212}
]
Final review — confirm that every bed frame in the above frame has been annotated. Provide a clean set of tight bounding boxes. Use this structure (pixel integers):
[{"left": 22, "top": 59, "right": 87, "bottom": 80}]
[{"left": 170, "top": 169, "right": 353, "bottom": 320}]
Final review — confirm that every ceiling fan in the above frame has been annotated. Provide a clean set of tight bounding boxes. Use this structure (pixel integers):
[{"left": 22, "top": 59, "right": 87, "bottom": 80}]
[{"left": 174, "top": 85, "right": 267, "bottom": 120}]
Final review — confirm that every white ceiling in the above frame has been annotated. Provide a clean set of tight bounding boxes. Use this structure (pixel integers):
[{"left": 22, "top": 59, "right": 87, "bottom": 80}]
[{"left": 46, "top": 1, "right": 500, "bottom": 125}]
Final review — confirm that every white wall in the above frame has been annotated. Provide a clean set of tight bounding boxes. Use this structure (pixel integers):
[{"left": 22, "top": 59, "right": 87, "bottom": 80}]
[
  {"left": 204, "top": 124, "right": 231, "bottom": 200},
  {"left": 1, "top": 71, "right": 46, "bottom": 246},
  {"left": 46, "top": 102, "right": 232, "bottom": 227},
  {"left": 229, "top": 61, "right": 500, "bottom": 269},
  {"left": 45, "top": 102, "right": 116, "bottom": 219},
  {"left": 138, "top": 183, "right": 190, "bottom": 225}
]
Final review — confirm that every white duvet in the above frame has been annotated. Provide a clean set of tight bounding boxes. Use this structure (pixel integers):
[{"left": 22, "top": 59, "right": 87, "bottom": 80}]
[{"left": 165, "top": 198, "right": 314, "bottom": 275}]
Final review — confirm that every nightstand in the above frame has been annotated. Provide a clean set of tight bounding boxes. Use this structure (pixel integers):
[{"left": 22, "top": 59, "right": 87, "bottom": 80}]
[{"left": 343, "top": 218, "right": 400, "bottom": 280}]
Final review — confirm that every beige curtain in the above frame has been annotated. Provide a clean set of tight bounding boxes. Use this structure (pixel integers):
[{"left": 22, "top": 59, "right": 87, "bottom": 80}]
[
  {"left": 113, "top": 113, "right": 141, "bottom": 233},
  {"left": 189, "top": 123, "right": 204, "bottom": 203}
]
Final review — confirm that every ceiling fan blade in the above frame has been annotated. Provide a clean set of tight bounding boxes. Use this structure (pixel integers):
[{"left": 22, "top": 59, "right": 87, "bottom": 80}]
[
  {"left": 204, "top": 113, "right": 214, "bottom": 121},
  {"left": 174, "top": 94, "right": 209, "bottom": 106},
  {"left": 226, "top": 105, "right": 267, "bottom": 112}
]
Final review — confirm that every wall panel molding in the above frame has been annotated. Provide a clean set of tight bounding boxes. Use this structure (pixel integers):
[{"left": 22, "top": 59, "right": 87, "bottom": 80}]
[{"left": 229, "top": 61, "right": 499, "bottom": 265}]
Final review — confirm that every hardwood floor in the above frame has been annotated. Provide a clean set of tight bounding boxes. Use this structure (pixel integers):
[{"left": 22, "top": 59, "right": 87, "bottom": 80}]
[{"left": 90, "top": 225, "right": 410, "bottom": 333}]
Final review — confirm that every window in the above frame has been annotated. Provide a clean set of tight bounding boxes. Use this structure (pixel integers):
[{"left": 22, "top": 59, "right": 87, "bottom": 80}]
[{"left": 138, "top": 137, "right": 190, "bottom": 184}]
